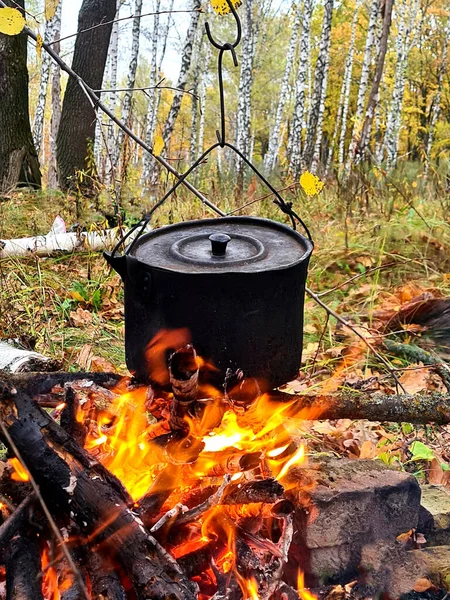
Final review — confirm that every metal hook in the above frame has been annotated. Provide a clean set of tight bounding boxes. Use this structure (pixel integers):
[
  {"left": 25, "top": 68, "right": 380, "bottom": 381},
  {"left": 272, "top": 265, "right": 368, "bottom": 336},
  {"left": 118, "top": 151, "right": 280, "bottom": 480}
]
[{"left": 205, "top": 0, "right": 242, "bottom": 50}]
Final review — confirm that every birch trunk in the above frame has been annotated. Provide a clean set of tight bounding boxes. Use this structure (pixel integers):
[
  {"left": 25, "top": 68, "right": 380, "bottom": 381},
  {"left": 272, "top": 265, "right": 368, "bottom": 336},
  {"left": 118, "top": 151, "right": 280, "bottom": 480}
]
[
  {"left": 324, "top": 68, "right": 345, "bottom": 176},
  {"left": 288, "top": 0, "right": 314, "bottom": 178},
  {"left": 310, "top": 44, "right": 330, "bottom": 174},
  {"left": 47, "top": 0, "right": 62, "bottom": 189},
  {"left": 344, "top": 0, "right": 379, "bottom": 177},
  {"left": 189, "top": 27, "right": 204, "bottom": 164},
  {"left": 33, "top": 8, "right": 58, "bottom": 157},
  {"left": 197, "top": 41, "right": 212, "bottom": 161},
  {"left": 337, "top": 0, "right": 361, "bottom": 169},
  {"left": 149, "top": 0, "right": 201, "bottom": 184},
  {"left": 355, "top": 0, "right": 394, "bottom": 165},
  {"left": 235, "top": 0, "right": 256, "bottom": 168},
  {"left": 424, "top": 15, "right": 450, "bottom": 175},
  {"left": 104, "top": 0, "right": 121, "bottom": 184},
  {"left": 114, "top": 0, "right": 143, "bottom": 170},
  {"left": 264, "top": 3, "right": 302, "bottom": 173},
  {"left": 302, "top": 0, "right": 334, "bottom": 170},
  {"left": 381, "top": 0, "right": 413, "bottom": 167},
  {"left": 141, "top": 0, "right": 162, "bottom": 186}
]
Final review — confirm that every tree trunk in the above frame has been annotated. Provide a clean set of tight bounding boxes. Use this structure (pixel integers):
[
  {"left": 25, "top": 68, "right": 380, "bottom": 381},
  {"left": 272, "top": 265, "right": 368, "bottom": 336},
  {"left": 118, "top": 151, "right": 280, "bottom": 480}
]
[
  {"left": 33, "top": 10, "right": 58, "bottom": 157},
  {"left": 302, "top": 0, "right": 334, "bottom": 171},
  {"left": 197, "top": 39, "right": 212, "bottom": 162},
  {"left": 310, "top": 44, "right": 330, "bottom": 174},
  {"left": 0, "top": 0, "right": 41, "bottom": 194},
  {"left": 47, "top": 0, "right": 62, "bottom": 189},
  {"left": 288, "top": 0, "right": 314, "bottom": 179},
  {"left": 141, "top": 0, "right": 162, "bottom": 186},
  {"left": 324, "top": 65, "right": 345, "bottom": 176},
  {"left": 381, "top": 0, "right": 420, "bottom": 169},
  {"left": 344, "top": 0, "right": 379, "bottom": 177},
  {"left": 424, "top": 15, "right": 450, "bottom": 174},
  {"left": 189, "top": 26, "right": 204, "bottom": 164},
  {"left": 264, "top": 3, "right": 302, "bottom": 173},
  {"left": 355, "top": 0, "right": 394, "bottom": 164},
  {"left": 56, "top": 0, "right": 117, "bottom": 191},
  {"left": 235, "top": 0, "right": 257, "bottom": 170},
  {"left": 114, "top": 0, "right": 143, "bottom": 177},
  {"left": 149, "top": 0, "right": 201, "bottom": 184},
  {"left": 337, "top": 0, "right": 361, "bottom": 169}
]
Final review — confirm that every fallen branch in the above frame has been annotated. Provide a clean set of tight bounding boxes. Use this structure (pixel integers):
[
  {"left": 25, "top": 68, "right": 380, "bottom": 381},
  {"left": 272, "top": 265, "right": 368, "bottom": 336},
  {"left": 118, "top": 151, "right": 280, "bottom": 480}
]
[
  {"left": 0, "top": 494, "right": 36, "bottom": 550},
  {"left": 270, "top": 389, "right": 450, "bottom": 424}
]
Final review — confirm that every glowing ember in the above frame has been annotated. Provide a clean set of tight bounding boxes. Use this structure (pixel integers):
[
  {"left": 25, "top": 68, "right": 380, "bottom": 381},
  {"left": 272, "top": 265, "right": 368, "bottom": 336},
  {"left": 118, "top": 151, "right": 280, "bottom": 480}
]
[{"left": 9, "top": 457, "right": 29, "bottom": 482}]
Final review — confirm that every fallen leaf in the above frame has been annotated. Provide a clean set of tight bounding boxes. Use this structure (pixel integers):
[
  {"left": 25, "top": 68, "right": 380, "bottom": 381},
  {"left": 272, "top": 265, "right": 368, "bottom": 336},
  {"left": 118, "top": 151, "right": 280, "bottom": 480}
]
[
  {"left": 359, "top": 440, "right": 376, "bottom": 459},
  {"left": 75, "top": 344, "right": 93, "bottom": 370},
  {"left": 429, "top": 458, "right": 445, "bottom": 484},
  {"left": 398, "top": 368, "right": 430, "bottom": 394},
  {"left": 70, "top": 307, "right": 93, "bottom": 327},
  {"left": 413, "top": 578, "right": 433, "bottom": 593},
  {"left": 91, "top": 355, "right": 118, "bottom": 373}
]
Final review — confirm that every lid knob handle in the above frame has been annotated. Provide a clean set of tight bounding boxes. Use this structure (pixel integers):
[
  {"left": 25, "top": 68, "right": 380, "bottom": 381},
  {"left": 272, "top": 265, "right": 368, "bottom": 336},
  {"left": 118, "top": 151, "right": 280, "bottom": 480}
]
[{"left": 209, "top": 233, "right": 231, "bottom": 256}]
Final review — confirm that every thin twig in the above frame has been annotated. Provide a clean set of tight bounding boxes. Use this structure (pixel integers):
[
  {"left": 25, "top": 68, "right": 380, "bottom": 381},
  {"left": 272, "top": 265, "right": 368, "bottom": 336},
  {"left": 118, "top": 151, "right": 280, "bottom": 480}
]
[
  {"left": 306, "top": 286, "right": 407, "bottom": 393},
  {"left": 175, "top": 475, "right": 231, "bottom": 527},
  {"left": 226, "top": 183, "right": 299, "bottom": 215},
  {"left": 0, "top": 1, "right": 226, "bottom": 219},
  {"left": 316, "top": 262, "right": 397, "bottom": 298},
  {"left": 49, "top": 9, "right": 202, "bottom": 47},
  {"left": 150, "top": 502, "right": 185, "bottom": 533},
  {"left": 0, "top": 493, "right": 36, "bottom": 549},
  {"left": 0, "top": 418, "right": 90, "bottom": 600},
  {"left": 94, "top": 84, "right": 198, "bottom": 101}
]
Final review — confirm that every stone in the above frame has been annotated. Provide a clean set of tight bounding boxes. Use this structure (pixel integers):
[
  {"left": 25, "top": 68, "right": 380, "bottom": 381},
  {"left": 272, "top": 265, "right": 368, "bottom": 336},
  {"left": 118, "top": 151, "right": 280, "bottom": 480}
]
[
  {"left": 289, "top": 458, "right": 422, "bottom": 585},
  {"left": 418, "top": 485, "right": 450, "bottom": 547},
  {"left": 412, "top": 546, "right": 450, "bottom": 590}
]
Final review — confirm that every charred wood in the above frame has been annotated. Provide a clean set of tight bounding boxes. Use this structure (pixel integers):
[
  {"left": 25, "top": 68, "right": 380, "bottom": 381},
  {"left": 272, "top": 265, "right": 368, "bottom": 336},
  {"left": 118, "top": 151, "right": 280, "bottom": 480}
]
[
  {"left": 0, "top": 494, "right": 36, "bottom": 552},
  {"left": 0, "top": 384, "right": 197, "bottom": 600},
  {"left": 60, "top": 387, "right": 86, "bottom": 447},
  {"left": 4, "top": 532, "right": 43, "bottom": 600},
  {"left": 177, "top": 541, "right": 217, "bottom": 578},
  {"left": 0, "top": 372, "right": 121, "bottom": 397},
  {"left": 223, "top": 479, "right": 284, "bottom": 505},
  {"left": 87, "top": 551, "right": 126, "bottom": 600}
]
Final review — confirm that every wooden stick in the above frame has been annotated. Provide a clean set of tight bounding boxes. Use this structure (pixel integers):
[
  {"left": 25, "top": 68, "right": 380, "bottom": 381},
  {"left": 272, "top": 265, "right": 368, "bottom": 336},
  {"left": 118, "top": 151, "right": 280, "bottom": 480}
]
[
  {"left": 0, "top": 494, "right": 36, "bottom": 551},
  {"left": 5, "top": 531, "right": 44, "bottom": 600}
]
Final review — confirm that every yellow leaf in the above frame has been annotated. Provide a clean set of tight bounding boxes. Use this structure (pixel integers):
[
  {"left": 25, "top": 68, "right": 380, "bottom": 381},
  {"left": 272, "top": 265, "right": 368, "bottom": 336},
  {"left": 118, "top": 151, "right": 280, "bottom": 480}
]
[
  {"left": 210, "top": 0, "right": 242, "bottom": 16},
  {"left": 153, "top": 134, "right": 164, "bottom": 156},
  {"left": 45, "top": 0, "right": 59, "bottom": 21},
  {"left": 299, "top": 171, "right": 324, "bottom": 196},
  {"left": 69, "top": 290, "right": 86, "bottom": 303},
  {"left": 36, "top": 32, "right": 43, "bottom": 59},
  {"left": 0, "top": 7, "right": 26, "bottom": 36}
]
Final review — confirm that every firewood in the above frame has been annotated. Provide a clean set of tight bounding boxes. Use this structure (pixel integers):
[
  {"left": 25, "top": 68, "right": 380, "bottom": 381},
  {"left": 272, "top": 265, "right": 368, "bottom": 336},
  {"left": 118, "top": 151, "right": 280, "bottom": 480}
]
[
  {"left": 0, "top": 383, "right": 197, "bottom": 600},
  {"left": 169, "top": 345, "right": 199, "bottom": 404},
  {"left": 1, "top": 372, "right": 122, "bottom": 397},
  {"left": 177, "top": 541, "right": 218, "bottom": 578},
  {"left": 174, "top": 475, "right": 231, "bottom": 527},
  {"left": 4, "top": 532, "right": 43, "bottom": 600},
  {"left": 0, "top": 495, "right": 36, "bottom": 553},
  {"left": 86, "top": 551, "right": 126, "bottom": 600},
  {"left": 60, "top": 387, "right": 86, "bottom": 447},
  {"left": 223, "top": 478, "right": 284, "bottom": 505},
  {"left": 0, "top": 342, "right": 59, "bottom": 374},
  {"left": 269, "top": 389, "right": 450, "bottom": 424}
]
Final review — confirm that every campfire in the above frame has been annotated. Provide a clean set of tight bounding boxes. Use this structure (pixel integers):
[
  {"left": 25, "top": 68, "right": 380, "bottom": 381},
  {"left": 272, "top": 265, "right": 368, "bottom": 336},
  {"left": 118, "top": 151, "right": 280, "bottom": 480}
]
[{"left": 0, "top": 339, "right": 325, "bottom": 600}]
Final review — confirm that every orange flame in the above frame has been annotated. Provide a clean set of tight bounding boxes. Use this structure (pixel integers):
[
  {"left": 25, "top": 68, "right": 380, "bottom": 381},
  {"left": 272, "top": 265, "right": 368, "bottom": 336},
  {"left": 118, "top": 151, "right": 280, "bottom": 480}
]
[
  {"left": 297, "top": 570, "right": 317, "bottom": 600},
  {"left": 9, "top": 458, "right": 30, "bottom": 482},
  {"left": 41, "top": 547, "right": 61, "bottom": 600}
]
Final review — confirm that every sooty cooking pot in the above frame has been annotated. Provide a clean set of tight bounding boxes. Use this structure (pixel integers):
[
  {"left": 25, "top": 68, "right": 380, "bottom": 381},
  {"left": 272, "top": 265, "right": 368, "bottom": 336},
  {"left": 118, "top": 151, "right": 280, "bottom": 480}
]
[{"left": 104, "top": 216, "right": 313, "bottom": 390}]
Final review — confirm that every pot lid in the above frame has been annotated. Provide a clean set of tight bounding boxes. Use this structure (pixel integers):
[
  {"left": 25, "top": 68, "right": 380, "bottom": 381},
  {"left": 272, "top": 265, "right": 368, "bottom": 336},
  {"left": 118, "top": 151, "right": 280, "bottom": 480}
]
[{"left": 131, "top": 216, "right": 312, "bottom": 274}]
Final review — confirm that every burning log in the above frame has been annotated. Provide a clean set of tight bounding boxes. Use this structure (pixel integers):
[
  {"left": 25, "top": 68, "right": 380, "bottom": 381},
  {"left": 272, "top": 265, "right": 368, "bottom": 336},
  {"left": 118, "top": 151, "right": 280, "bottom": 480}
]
[
  {"left": 223, "top": 479, "right": 284, "bottom": 505},
  {"left": 60, "top": 386, "right": 86, "bottom": 447},
  {"left": 4, "top": 532, "right": 43, "bottom": 600},
  {"left": 0, "top": 495, "right": 37, "bottom": 552},
  {"left": 86, "top": 552, "right": 126, "bottom": 600},
  {"left": 1, "top": 372, "right": 121, "bottom": 397},
  {"left": 169, "top": 345, "right": 199, "bottom": 432},
  {"left": 0, "top": 382, "right": 197, "bottom": 600}
]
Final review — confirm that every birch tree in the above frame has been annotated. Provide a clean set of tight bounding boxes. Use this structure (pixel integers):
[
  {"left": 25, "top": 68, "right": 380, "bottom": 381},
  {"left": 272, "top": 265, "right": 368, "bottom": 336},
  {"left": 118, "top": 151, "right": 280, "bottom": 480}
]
[
  {"left": 337, "top": 0, "right": 361, "bottom": 169},
  {"left": 381, "top": 0, "right": 421, "bottom": 168},
  {"left": 425, "top": 14, "right": 450, "bottom": 175},
  {"left": 33, "top": 6, "right": 59, "bottom": 157},
  {"left": 302, "top": 0, "right": 334, "bottom": 171},
  {"left": 189, "top": 25, "right": 204, "bottom": 164},
  {"left": 235, "top": 0, "right": 257, "bottom": 166},
  {"left": 263, "top": 2, "right": 302, "bottom": 173},
  {"left": 310, "top": 44, "right": 330, "bottom": 173},
  {"left": 351, "top": 0, "right": 394, "bottom": 167},
  {"left": 114, "top": 0, "right": 143, "bottom": 170},
  {"left": 288, "top": 0, "right": 314, "bottom": 178},
  {"left": 344, "top": 0, "right": 380, "bottom": 176},
  {"left": 148, "top": 0, "right": 201, "bottom": 183},
  {"left": 47, "top": 0, "right": 62, "bottom": 189}
]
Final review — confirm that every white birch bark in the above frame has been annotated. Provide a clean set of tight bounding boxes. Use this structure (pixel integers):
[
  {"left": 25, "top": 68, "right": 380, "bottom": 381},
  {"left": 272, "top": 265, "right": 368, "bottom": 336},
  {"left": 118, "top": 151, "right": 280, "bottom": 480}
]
[
  {"left": 383, "top": 0, "right": 421, "bottom": 168},
  {"left": 302, "top": 0, "right": 334, "bottom": 170},
  {"left": 344, "top": 0, "right": 379, "bottom": 176},
  {"left": 33, "top": 6, "right": 60, "bottom": 157},
  {"left": 310, "top": 45, "right": 330, "bottom": 174},
  {"left": 425, "top": 15, "right": 450, "bottom": 175},
  {"left": 47, "top": 0, "right": 62, "bottom": 189},
  {"left": 264, "top": 2, "right": 302, "bottom": 173},
  {"left": 197, "top": 41, "right": 212, "bottom": 160},
  {"left": 288, "top": 0, "right": 314, "bottom": 178},
  {"left": 115, "top": 0, "right": 143, "bottom": 169},
  {"left": 141, "top": 0, "right": 162, "bottom": 185},
  {"left": 337, "top": 0, "right": 361, "bottom": 169},
  {"left": 325, "top": 68, "right": 346, "bottom": 176},
  {"left": 235, "top": 0, "right": 257, "bottom": 167},
  {"left": 189, "top": 26, "right": 204, "bottom": 164},
  {"left": 149, "top": 0, "right": 201, "bottom": 183}
]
